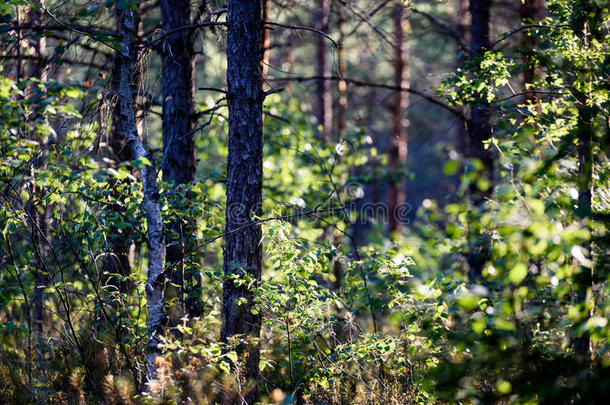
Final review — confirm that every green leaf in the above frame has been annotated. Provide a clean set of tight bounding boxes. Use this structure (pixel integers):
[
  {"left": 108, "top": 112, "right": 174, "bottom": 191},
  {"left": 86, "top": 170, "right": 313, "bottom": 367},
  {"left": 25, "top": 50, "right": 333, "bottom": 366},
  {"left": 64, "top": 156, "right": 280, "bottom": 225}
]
[
  {"left": 225, "top": 351, "right": 238, "bottom": 364},
  {"left": 509, "top": 263, "right": 528, "bottom": 285},
  {"left": 443, "top": 160, "right": 459, "bottom": 176}
]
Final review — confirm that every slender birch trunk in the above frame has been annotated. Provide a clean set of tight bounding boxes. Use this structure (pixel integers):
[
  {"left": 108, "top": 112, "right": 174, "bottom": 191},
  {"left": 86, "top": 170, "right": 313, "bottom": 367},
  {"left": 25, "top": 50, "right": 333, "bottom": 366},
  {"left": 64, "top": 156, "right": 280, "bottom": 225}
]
[
  {"left": 103, "top": 7, "right": 138, "bottom": 304},
  {"left": 24, "top": 0, "right": 49, "bottom": 351},
  {"left": 117, "top": 8, "right": 166, "bottom": 382}
]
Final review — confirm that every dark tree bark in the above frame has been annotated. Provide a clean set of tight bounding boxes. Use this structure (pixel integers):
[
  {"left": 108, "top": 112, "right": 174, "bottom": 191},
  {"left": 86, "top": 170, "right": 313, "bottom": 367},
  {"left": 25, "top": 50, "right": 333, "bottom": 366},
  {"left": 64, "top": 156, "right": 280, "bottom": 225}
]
[
  {"left": 457, "top": 0, "right": 470, "bottom": 56},
  {"left": 573, "top": 101, "right": 593, "bottom": 361},
  {"left": 314, "top": 0, "right": 333, "bottom": 140},
  {"left": 221, "top": 1, "right": 264, "bottom": 403},
  {"left": 455, "top": 0, "right": 470, "bottom": 162},
  {"left": 160, "top": 0, "right": 200, "bottom": 320},
  {"left": 160, "top": 0, "right": 196, "bottom": 186},
  {"left": 261, "top": 0, "right": 270, "bottom": 80},
  {"left": 117, "top": 8, "right": 166, "bottom": 382},
  {"left": 467, "top": 0, "right": 493, "bottom": 204},
  {"left": 466, "top": 0, "right": 493, "bottom": 280},
  {"left": 571, "top": 0, "right": 597, "bottom": 363},
  {"left": 520, "top": 0, "right": 545, "bottom": 104},
  {"left": 387, "top": 4, "right": 409, "bottom": 235},
  {"left": 336, "top": 4, "right": 347, "bottom": 141}
]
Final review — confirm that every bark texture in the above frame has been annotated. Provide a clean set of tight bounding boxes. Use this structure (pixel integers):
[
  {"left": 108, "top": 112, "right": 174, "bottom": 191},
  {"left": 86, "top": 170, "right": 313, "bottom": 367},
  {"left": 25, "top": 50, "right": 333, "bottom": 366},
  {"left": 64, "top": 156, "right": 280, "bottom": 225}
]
[
  {"left": 336, "top": 5, "right": 347, "bottom": 141},
  {"left": 314, "top": 0, "right": 333, "bottom": 140},
  {"left": 24, "top": 0, "right": 49, "bottom": 348},
  {"left": 520, "top": 0, "right": 545, "bottom": 104},
  {"left": 387, "top": 4, "right": 409, "bottom": 235},
  {"left": 467, "top": 0, "right": 493, "bottom": 280},
  {"left": 221, "top": 1, "right": 263, "bottom": 403},
  {"left": 103, "top": 8, "right": 137, "bottom": 301},
  {"left": 261, "top": 0, "right": 270, "bottom": 80},
  {"left": 574, "top": 100, "right": 593, "bottom": 360},
  {"left": 571, "top": 0, "right": 596, "bottom": 362},
  {"left": 160, "top": 0, "right": 200, "bottom": 320},
  {"left": 456, "top": 0, "right": 470, "bottom": 57},
  {"left": 455, "top": 0, "right": 470, "bottom": 162},
  {"left": 160, "top": 0, "right": 196, "bottom": 186},
  {"left": 467, "top": 0, "right": 493, "bottom": 203},
  {"left": 117, "top": 8, "right": 166, "bottom": 382}
]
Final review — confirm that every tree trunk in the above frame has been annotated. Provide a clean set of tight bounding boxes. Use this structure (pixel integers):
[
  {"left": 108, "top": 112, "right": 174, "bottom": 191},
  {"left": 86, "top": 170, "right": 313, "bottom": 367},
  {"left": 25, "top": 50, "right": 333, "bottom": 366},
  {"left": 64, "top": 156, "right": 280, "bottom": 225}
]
[
  {"left": 314, "top": 0, "right": 333, "bottom": 140},
  {"left": 160, "top": 0, "right": 200, "bottom": 320},
  {"left": 467, "top": 0, "right": 493, "bottom": 204},
  {"left": 221, "top": 1, "right": 264, "bottom": 403},
  {"left": 571, "top": 0, "right": 596, "bottom": 363},
  {"left": 331, "top": 3, "right": 347, "bottom": 288},
  {"left": 466, "top": 0, "right": 493, "bottom": 281},
  {"left": 160, "top": 0, "right": 196, "bottom": 185},
  {"left": 261, "top": 0, "right": 270, "bottom": 81},
  {"left": 387, "top": 4, "right": 409, "bottom": 235},
  {"left": 573, "top": 101, "right": 593, "bottom": 361},
  {"left": 103, "top": 8, "right": 137, "bottom": 308},
  {"left": 117, "top": 8, "right": 166, "bottom": 383},
  {"left": 336, "top": 4, "right": 347, "bottom": 141},
  {"left": 24, "top": 0, "right": 49, "bottom": 353},
  {"left": 520, "top": 0, "right": 545, "bottom": 105},
  {"left": 455, "top": 0, "right": 469, "bottom": 163}
]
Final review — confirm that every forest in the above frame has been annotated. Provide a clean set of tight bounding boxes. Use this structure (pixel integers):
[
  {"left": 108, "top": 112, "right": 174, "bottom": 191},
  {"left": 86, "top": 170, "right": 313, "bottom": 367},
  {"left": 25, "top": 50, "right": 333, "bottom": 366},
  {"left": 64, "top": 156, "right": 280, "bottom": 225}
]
[{"left": 0, "top": 0, "right": 609, "bottom": 403}]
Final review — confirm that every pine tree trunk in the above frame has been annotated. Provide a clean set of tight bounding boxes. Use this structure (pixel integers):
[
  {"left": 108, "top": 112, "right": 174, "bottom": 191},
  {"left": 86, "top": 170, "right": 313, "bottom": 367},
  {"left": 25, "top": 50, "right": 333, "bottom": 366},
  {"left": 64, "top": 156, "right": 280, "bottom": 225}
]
[
  {"left": 160, "top": 0, "right": 200, "bottom": 320},
  {"left": 520, "top": 0, "right": 545, "bottom": 104},
  {"left": 261, "top": 0, "right": 270, "bottom": 81},
  {"left": 314, "top": 0, "right": 332, "bottom": 140},
  {"left": 221, "top": 1, "right": 264, "bottom": 402},
  {"left": 466, "top": 0, "right": 493, "bottom": 280},
  {"left": 331, "top": 3, "right": 347, "bottom": 288},
  {"left": 571, "top": 0, "right": 596, "bottom": 363},
  {"left": 574, "top": 101, "right": 593, "bottom": 361},
  {"left": 456, "top": 0, "right": 470, "bottom": 164},
  {"left": 117, "top": 8, "right": 166, "bottom": 382},
  {"left": 336, "top": 5, "right": 347, "bottom": 141},
  {"left": 387, "top": 4, "right": 409, "bottom": 235},
  {"left": 467, "top": 0, "right": 493, "bottom": 205}
]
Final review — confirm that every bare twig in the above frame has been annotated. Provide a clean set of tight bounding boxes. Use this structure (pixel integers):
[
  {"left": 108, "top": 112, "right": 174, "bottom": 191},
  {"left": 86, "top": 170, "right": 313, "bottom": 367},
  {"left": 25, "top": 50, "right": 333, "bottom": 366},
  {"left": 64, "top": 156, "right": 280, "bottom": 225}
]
[
  {"left": 336, "top": 0, "right": 397, "bottom": 48},
  {"left": 411, "top": 7, "right": 467, "bottom": 50},
  {"left": 264, "top": 21, "right": 338, "bottom": 48},
  {"left": 140, "top": 21, "right": 226, "bottom": 49}
]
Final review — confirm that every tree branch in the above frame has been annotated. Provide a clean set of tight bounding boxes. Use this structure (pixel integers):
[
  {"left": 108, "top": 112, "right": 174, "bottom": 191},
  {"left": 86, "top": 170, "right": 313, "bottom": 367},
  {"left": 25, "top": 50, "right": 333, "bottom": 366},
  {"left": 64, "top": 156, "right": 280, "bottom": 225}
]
[
  {"left": 140, "top": 21, "right": 226, "bottom": 49},
  {"left": 490, "top": 24, "right": 570, "bottom": 49},
  {"left": 411, "top": 7, "right": 468, "bottom": 50},
  {"left": 264, "top": 21, "right": 337, "bottom": 48},
  {"left": 269, "top": 75, "right": 463, "bottom": 118}
]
